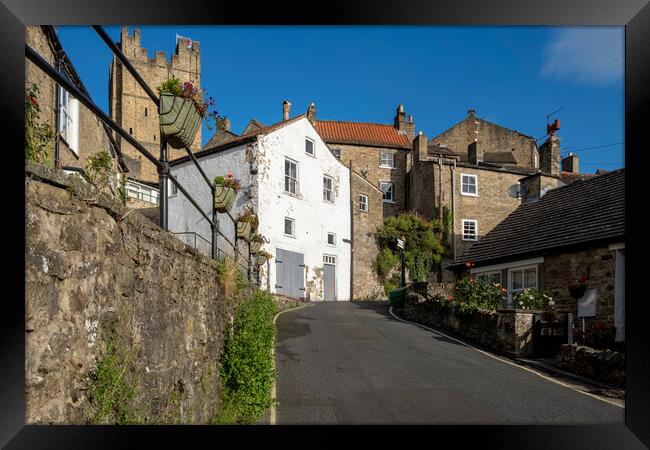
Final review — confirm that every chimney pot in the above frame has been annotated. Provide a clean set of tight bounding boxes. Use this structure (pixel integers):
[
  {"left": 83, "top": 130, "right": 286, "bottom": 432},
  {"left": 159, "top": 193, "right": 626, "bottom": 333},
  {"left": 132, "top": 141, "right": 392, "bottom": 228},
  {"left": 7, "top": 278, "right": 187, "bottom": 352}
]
[
  {"left": 468, "top": 109, "right": 476, "bottom": 118},
  {"left": 282, "top": 100, "right": 291, "bottom": 121}
]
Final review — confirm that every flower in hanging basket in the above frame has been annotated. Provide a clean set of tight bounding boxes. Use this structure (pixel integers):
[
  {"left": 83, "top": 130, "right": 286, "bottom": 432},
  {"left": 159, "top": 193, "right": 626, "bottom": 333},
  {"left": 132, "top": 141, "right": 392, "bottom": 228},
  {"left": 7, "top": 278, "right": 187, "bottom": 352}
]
[
  {"left": 237, "top": 206, "right": 259, "bottom": 231},
  {"left": 157, "top": 77, "right": 225, "bottom": 149},
  {"left": 249, "top": 233, "right": 266, "bottom": 255},
  {"left": 213, "top": 173, "right": 241, "bottom": 213},
  {"left": 567, "top": 274, "right": 588, "bottom": 299}
]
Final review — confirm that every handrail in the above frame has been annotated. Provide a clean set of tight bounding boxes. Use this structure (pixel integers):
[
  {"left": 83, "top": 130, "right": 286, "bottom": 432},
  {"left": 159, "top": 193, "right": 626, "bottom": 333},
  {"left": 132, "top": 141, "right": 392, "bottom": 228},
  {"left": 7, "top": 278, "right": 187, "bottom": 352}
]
[{"left": 92, "top": 25, "right": 159, "bottom": 107}]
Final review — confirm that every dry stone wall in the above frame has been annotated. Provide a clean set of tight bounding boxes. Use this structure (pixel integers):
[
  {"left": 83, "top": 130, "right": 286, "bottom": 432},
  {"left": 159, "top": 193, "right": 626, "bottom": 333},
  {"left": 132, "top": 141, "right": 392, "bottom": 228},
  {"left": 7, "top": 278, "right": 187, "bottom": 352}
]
[{"left": 25, "top": 162, "right": 235, "bottom": 424}]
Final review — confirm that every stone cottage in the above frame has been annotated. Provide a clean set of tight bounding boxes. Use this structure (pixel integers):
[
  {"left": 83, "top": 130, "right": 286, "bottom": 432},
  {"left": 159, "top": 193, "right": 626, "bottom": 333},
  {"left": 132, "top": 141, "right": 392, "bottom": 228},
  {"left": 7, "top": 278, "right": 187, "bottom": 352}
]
[
  {"left": 168, "top": 114, "right": 352, "bottom": 301},
  {"left": 448, "top": 169, "right": 625, "bottom": 341}
]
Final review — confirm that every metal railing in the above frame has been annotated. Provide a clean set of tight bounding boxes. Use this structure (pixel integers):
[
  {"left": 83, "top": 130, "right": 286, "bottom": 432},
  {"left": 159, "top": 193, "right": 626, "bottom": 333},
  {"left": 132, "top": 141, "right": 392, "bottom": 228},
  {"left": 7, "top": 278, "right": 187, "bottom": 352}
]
[{"left": 25, "top": 26, "right": 259, "bottom": 282}]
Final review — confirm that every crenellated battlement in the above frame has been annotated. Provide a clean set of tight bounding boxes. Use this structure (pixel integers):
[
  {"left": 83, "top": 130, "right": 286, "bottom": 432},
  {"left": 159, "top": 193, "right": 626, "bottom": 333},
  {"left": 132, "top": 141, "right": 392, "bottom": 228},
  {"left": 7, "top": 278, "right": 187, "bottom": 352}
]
[{"left": 119, "top": 26, "right": 200, "bottom": 71}]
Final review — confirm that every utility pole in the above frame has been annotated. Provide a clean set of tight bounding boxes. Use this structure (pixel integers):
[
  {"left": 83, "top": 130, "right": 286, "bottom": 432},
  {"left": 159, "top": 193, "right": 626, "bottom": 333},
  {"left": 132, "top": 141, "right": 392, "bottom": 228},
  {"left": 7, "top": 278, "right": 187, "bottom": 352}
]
[{"left": 398, "top": 237, "right": 406, "bottom": 287}]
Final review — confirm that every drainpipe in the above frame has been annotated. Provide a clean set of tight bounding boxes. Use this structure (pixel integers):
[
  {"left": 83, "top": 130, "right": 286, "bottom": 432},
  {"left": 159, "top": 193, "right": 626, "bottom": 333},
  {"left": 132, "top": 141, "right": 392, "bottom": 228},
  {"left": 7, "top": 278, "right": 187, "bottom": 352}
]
[
  {"left": 451, "top": 159, "right": 456, "bottom": 263},
  {"left": 349, "top": 159, "right": 354, "bottom": 301},
  {"left": 437, "top": 156, "right": 444, "bottom": 282},
  {"left": 53, "top": 49, "right": 63, "bottom": 168}
]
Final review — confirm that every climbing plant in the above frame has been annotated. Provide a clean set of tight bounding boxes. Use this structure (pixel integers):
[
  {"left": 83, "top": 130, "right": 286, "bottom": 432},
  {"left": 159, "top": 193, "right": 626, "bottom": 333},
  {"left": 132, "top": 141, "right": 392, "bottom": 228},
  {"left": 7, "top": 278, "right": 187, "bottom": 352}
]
[{"left": 25, "top": 84, "right": 54, "bottom": 165}]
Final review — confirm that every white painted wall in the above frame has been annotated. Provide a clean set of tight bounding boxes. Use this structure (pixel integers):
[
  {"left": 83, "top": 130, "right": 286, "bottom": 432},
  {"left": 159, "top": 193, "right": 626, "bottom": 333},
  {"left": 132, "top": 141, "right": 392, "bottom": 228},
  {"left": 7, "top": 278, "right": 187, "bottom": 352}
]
[
  {"left": 255, "top": 119, "right": 351, "bottom": 301},
  {"left": 168, "top": 117, "right": 351, "bottom": 301}
]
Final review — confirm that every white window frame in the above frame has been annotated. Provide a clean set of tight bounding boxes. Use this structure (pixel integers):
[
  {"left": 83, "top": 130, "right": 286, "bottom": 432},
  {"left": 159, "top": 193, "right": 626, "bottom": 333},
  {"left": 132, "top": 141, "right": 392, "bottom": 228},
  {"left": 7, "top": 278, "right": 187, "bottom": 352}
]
[
  {"left": 284, "top": 157, "right": 299, "bottom": 195},
  {"left": 323, "top": 254, "right": 337, "bottom": 265},
  {"left": 461, "top": 173, "right": 478, "bottom": 196},
  {"left": 507, "top": 265, "right": 539, "bottom": 308},
  {"left": 462, "top": 219, "right": 477, "bottom": 241},
  {"left": 305, "top": 137, "right": 315, "bottom": 157},
  {"left": 379, "top": 152, "right": 395, "bottom": 169},
  {"left": 323, "top": 175, "right": 334, "bottom": 203},
  {"left": 379, "top": 181, "right": 395, "bottom": 203},
  {"left": 58, "top": 86, "right": 80, "bottom": 156},
  {"left": 327, "top": 232, "right": 336, "bottom": 246},
  {"left": 359, "top": 194, "right": 368, "bottom": 212},
  {"left": 477, "top": 270, "right": 502, "bottom": 285},
  {"left": 284, "top": 217, "right": 295, "bottom": 238},
  {"left": 125, "top": 180, "right": 159, "bottom": 205}
]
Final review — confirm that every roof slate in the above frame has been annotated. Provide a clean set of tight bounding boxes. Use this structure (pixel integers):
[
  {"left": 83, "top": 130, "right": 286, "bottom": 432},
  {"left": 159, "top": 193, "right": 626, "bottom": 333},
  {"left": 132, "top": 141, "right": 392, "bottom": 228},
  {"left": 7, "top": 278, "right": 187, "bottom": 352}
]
[
  {"left": 455, "top": 169, "right": 625, "bottom": 266},
  {"left": 315, "top": 120, "right": 412, "bottom": 149}
]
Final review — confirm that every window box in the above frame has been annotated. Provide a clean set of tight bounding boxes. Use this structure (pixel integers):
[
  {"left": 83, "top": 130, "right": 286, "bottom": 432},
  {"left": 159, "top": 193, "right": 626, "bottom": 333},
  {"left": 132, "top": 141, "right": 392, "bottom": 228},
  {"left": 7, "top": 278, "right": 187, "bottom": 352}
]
[{"left": 159, "top": 93, "right": 202, "bottom": 149}]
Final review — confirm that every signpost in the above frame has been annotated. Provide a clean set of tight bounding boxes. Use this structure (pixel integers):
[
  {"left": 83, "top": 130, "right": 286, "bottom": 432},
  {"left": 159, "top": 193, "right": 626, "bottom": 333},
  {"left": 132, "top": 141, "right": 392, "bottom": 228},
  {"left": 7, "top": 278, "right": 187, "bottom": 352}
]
[{"left": 397, "top": 238, "right": 405, "bottom": 287}]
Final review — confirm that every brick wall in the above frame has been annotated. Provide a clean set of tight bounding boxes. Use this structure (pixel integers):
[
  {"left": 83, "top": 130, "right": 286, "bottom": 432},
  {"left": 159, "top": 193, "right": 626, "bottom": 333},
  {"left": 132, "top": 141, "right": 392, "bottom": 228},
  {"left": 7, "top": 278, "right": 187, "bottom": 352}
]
[{"left": 110, "top": 27, "right": 202, "bottom": 183}]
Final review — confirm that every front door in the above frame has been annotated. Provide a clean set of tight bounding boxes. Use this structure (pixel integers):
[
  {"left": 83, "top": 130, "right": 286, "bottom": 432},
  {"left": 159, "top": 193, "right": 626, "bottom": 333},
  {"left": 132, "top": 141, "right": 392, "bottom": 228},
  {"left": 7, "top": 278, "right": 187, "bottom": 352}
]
[
  {"left": 275, "top": 248, "right": 305, "bottom": 299},
  {"left": 323, "top": 255, "right": 336, "bottom": 301}
]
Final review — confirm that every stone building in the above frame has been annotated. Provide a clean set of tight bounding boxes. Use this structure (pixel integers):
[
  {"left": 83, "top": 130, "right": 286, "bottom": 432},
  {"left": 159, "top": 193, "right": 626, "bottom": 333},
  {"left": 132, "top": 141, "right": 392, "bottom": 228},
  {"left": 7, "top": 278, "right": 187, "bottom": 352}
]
[
  {"left": 25, "top": 26, "right": 124, "bottom": 180},
  {"left": 109, "top": 26, "right": 202, "bottom": 195},
  {"left": 448, "top": 169, "right": 625, "bottom": 341}
]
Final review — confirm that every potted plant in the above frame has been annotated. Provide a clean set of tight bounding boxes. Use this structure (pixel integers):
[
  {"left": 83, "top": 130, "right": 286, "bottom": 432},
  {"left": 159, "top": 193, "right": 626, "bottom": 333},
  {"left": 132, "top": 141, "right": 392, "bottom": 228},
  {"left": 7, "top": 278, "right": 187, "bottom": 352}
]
[
  {"left": 157, "top": 78, "right": 222, "bottom": 149},
  {"left": 249, "top": 233, "right": 266, "bottom": 255},
  {"left": 214, "top": 172, "right": 241, "bottom": 213},
  {"left": 567, "top": 274, "right": 588, "bottom": 299},
  {"left": 256, "top": 250, "right": 272, "bottom": 266},
  {"left": 236, "top": 207, "right": 258, "bottom": 241}
]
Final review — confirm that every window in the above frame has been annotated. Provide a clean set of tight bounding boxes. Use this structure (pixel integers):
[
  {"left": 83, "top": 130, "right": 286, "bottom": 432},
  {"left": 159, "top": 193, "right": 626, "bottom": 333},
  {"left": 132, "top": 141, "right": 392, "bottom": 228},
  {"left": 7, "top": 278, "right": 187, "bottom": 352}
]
[
  {"left": 169, "top": 182, "right": 178, "bottom": 197},
  {"left": 324, "top": 255, "right": 336, "bottom": 265},
  {"left": 477, "top": 271, "right": 502, "bottom": 285},
  {"left": 380, "top": 152, "right": 395, "bottom": 168},
  {"left": 508, "top": 266, "right": 538, "bottom": 308},
  {"left": 379, "top": 182, "right": 395, "bottom": 203},
  {"left": 327, "top": 233, "right": 336, "bottom": 246},
  {"left": 305, "top": 138, "right": 315, "bottom": 156},
  {"left": 462, "top": 220, "right": 477, "bottom": 240},
  {"left": 58, "top": 86, "right": 79, "bottom": 155},
  {"left": 284, "top": 158, "right": 298, "bottom": 194},
  {"left": 284, "top": 217, "right": 295, "bottom": 237},
  {"left": 359, "top": 194, "right": 368, "bottom": 212},
  {"left": 323, "top": 176, "right": 334, "bottom": 203},
  {"left": 461, "top": 174, "right": 478, "bottom": 196},
  {"left": 125, "top": 180, "right": 159, "bottom": 205},
  {"left": 332, "top": 149, "right": 341, "bottom": 159}
]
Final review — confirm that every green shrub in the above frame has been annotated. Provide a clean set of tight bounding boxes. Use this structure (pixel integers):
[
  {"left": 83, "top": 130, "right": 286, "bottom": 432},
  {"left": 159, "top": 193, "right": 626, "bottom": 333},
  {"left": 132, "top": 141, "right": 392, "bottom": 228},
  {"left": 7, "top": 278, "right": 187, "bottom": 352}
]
[
  {"left": 216, "top": 289, "right": 277, "bottom": 424},
  {"left": 383, "top": 280, "right": 398, "bottom": 296},
  {"left": 514, "top": 288, "right": 554, "bottom": 310},
  {"left": 453, "top": 276, "right": 506, "bottom": 311},
  {"left": 374, "top": 248, "right": 400, "bottom": 279},
  {"left": 87, "top": 151, "right": 113, "bottom": 187}
]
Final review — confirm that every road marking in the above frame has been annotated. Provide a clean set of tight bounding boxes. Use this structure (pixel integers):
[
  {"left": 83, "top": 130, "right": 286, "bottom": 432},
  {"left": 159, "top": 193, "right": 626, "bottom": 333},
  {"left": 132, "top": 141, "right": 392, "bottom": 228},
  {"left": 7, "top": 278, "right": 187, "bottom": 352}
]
[
  {"left": 388, "top": 307, "right": 624, "bottom": 409},
  {"left": 270, "top": 302, "right": 315, "bottom": 425}
]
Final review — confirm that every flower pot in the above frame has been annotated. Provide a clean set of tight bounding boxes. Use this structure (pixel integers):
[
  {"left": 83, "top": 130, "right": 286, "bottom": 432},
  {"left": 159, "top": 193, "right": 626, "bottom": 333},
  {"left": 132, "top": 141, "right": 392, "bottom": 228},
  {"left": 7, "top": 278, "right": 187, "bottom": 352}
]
[
  {"left": 159, "top": 93, "right": 202, "bottom": 149},
  {"left": 250, "top": 241, "right": 262, "bottom": 254},
  {"left": 236, "top": 220, "right": 251, "bottom": 240},
  {"left": 214, "top": 185, "right": 237, "bottom": 213},
  {"left": 568, "top": 284, "right": 587, "bottom": 299}
]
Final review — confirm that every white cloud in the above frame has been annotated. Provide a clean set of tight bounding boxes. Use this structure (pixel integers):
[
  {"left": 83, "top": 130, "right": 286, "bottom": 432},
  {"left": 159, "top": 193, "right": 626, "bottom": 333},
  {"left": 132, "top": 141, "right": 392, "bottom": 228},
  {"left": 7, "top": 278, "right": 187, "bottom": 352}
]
[{"left": 541, "top": 28, "right": 623, "bottom": 85}]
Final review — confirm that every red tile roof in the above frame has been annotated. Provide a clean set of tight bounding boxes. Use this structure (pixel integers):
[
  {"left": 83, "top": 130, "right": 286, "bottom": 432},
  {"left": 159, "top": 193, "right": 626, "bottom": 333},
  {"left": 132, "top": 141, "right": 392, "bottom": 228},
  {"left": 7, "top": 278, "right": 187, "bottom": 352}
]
[{"left": 315, "top": 120, "right": 412, "bottom": 149}]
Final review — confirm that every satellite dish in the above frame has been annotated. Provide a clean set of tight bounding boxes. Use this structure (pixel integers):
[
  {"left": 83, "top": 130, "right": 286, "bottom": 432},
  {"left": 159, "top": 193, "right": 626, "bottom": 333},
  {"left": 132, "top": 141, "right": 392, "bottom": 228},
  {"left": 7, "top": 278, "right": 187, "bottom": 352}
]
[{"left": 507, "top": 183, "right": 528, "bottom": 199}]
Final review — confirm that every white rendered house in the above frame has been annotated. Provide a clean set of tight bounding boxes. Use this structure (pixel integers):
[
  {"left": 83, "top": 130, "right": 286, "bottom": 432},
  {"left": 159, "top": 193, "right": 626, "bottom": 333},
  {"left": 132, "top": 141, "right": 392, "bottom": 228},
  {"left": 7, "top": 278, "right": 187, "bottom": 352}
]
[{"left": 168, "top": 114, "right": 351, "bottom": 301}]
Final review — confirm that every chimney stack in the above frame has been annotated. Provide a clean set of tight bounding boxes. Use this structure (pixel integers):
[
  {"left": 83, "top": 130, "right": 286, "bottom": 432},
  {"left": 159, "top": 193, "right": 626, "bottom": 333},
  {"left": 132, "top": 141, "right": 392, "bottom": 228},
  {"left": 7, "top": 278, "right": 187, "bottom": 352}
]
[
  {"left": 413, "top": 131, "right": 427, "bottom": 163},
  {"left": 468, "top": 109, "right": 476, "bottom": 119},
  {"left": 307, "top": 101, "right": 317, "bottom": 124},
  {"left": 468, "top": 141, "right": 483, "bottom": 164},
  {"left": 222, "top": 117, "right": 231, "bottom": 132},
  {"left": 561, "top": 152, "right": 579, "bottom": 173},
  {"left": 539, "top": 135, "right": 561, "bottom": 176},
  {"left": 394, "top": 104, "right": 415, "bottom": 139},
  {"left": 282, "top": 100, "right": 291, "bottom": 121}
]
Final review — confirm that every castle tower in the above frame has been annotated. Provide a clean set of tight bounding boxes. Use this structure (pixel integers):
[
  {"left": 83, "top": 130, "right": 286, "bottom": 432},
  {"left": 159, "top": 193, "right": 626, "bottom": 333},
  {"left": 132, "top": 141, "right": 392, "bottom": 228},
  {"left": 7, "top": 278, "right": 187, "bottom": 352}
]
[{"left": 109, "top": 27, "right": 201, "bottom": 183}]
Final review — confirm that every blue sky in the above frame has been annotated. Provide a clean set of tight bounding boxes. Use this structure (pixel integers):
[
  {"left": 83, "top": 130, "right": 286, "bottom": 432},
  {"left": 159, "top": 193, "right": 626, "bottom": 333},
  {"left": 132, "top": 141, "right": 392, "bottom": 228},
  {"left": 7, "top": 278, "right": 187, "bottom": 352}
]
[{"left": 56, "top": 26, "right": 624, "bottom": 172}]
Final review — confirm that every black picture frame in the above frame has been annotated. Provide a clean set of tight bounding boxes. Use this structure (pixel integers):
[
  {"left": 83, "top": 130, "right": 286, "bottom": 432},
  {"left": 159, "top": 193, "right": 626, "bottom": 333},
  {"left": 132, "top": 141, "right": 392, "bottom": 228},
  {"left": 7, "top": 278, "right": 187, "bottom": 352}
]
[{"left": 2, "top": 0, "right": 648, "bottom": 447}]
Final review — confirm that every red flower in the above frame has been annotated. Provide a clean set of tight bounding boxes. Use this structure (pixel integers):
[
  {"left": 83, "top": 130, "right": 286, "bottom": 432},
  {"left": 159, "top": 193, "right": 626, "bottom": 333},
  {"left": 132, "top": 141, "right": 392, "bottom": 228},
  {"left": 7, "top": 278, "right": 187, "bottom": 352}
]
[
  {"left": 447, "top": 294, "right": 454, "bottom": 301},
  {"left": 30, "top": 96, "right": 37, "bottom": 106}
]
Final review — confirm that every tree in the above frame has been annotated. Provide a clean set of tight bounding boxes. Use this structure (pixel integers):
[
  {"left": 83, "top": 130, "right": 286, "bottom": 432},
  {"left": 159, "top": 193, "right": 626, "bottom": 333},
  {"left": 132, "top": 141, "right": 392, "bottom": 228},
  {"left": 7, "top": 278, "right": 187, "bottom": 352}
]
[{"left": 374, "top": 212, "right": 446, "bottom": 283}]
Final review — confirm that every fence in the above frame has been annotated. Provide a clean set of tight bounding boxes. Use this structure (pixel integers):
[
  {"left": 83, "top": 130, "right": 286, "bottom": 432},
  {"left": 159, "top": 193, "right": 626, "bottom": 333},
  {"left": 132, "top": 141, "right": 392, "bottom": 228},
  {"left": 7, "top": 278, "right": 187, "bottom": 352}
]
[{"left": 25, "top": 26, "right": 259, "bottom": 283}]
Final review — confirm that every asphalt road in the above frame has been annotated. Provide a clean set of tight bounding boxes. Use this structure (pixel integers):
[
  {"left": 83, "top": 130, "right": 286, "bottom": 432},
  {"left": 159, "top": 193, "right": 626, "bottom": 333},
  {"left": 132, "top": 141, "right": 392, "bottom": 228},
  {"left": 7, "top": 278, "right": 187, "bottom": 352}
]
[{"left": 271, "top": 301, "right": 623, "bottom": 425}]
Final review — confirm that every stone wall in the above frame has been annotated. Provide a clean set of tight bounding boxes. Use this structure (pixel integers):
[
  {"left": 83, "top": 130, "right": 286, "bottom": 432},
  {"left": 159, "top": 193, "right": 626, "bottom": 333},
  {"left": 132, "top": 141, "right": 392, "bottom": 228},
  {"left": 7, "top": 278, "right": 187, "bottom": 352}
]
[
  {"left": 350, "top": 168, "right": 385, "bottom": 299},
  {"left": 109, "top": 27, "right": 201, "bottom": 183},
  {"left": 556, "top": 344, "right": 625, "bottom": 387},
  {"left": 25, "top": 162, "right": 235, "bottom": 424},
  {"left": 403, "top": 291, "right": 536, "bottom": 357},
  {"left": 333, "top": 143, "right": 408, "bottom": 217},
  {"left": 26, "top": 26, "right": 114, "bottom": 174}
]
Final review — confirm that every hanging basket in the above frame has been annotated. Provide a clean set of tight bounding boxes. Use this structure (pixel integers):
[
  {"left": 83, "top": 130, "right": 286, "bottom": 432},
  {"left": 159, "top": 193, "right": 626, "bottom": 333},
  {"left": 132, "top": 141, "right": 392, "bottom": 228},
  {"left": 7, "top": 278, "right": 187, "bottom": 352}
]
[
  {"left": 250, "top": 241, "right": 262, "bottom": 254},
  {"left": 257, "top": 254, "right": 268, "bottom": 266},
  {"left": 214, "top": 185, "right": 237, "bottom": 213},
  {"left": 236, "top": 220, "right": 251, "bottom": 240},
  {"left": 159, "top": 93, "right": 202, "bottom": 149},
  {"left": 568, "top": 284, "right": 587, "bottom": 299}
]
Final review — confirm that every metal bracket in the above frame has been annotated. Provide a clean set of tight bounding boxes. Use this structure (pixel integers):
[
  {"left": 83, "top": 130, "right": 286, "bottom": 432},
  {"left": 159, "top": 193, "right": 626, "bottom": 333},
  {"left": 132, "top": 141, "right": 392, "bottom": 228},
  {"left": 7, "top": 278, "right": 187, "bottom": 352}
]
[{"left": 157, "top": 160, "right": 171, "bottom": 176}]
